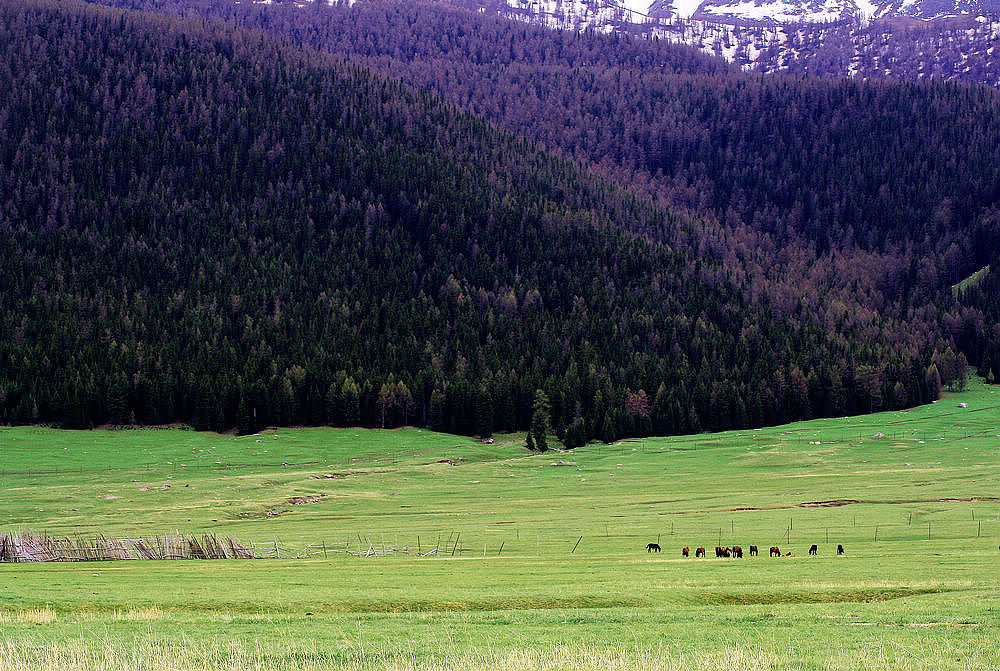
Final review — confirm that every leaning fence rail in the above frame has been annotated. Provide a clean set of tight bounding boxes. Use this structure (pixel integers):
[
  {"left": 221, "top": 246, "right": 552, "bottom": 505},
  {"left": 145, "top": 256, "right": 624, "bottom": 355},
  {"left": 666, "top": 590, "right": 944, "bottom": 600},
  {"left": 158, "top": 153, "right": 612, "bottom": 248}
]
[{"left": 0, "top": 532, "right": 257, "bottom": 562}]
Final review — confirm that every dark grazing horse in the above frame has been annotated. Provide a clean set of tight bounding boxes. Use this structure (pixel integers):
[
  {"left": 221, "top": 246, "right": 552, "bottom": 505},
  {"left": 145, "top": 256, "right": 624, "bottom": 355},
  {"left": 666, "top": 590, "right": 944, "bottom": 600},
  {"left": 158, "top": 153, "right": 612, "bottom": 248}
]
[
  {"left": 770, "top": 546, "right": 781, "bottom": 557},
  {"left": 682, "top": 546, "right": 690, "bottom": 557},
  {"left": 646, "top": 543, "right": 661, "bottom": 553},
  {"left": 748, "top": 545, "right": 758, "bottom": 556},
  {"left": 732, "top": 546, "right": 743, "bottom": 559},
  {"left": 695, "top": 547, "right": 706, "bottom": 558},
  {"left": 837, "top": 544, "right": 845, "bottom": 555},
  {"left": 809, "top": 544, "right": 818, "bottom": 555}
]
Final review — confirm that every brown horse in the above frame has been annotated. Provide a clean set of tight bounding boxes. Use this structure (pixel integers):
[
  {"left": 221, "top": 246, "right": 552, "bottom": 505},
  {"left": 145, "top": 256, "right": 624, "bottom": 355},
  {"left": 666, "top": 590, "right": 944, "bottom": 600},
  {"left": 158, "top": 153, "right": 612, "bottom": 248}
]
[
  {"left": 732, "top": 546, "right": 743, "bottom": 559},
  {"left": 748, "top": 545, "right": 758, "bottom": 556},
  {"left": 695, "top": 547, "right": 706, "bottom": 558},
  {"left": 770, "top": 546, "right": 780, "bottom": 557},
  {"left": 682, "top": 546, "right": 690, "bottom": 557}
]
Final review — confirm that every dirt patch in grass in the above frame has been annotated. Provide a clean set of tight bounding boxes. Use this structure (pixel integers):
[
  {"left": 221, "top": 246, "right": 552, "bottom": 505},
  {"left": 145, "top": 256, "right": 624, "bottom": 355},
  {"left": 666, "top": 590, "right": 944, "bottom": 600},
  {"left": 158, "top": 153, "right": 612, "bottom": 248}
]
[
  {"left": 313, "top": 473, "right": 351, "bottom": 479},
  {"left": 798, "top": 500, "right": 862, "bottom": 507},
  {"left": 288, "top": 495, "right": 325, "bottom": 505},
  {"left": 725, "top": 506, "right": 786, "bottom": 511}
]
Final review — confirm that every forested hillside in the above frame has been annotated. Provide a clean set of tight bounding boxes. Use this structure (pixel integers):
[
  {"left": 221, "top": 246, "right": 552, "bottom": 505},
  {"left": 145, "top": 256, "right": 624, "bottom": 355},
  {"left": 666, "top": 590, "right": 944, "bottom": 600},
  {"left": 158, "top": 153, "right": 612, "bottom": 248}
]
[
  {"left": 0, "top": 0, "right": 986, "bottom": 443},
  {"left": 89, "top": 2, "right": 1000, "bottom": 391},
  {"left": 95, "top": 1, "right": 1000, "bottom": 297},
  {"left": 750, "top": 15, "right": 1000, "bottom": 89},
  {"left": 1, "top": 0, "right": 936, "bottom": 441}
]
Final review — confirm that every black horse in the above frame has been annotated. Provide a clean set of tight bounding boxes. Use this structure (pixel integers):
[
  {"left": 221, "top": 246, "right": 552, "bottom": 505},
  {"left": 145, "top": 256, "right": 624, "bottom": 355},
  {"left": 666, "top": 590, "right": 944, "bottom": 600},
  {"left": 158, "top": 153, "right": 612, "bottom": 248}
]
[
  {"left": 809, "top": 544, "right": 818, "bottom": 555},
  {"left": 837, "top": 544, "right": 845, "bottom": 555},
  {"left": 646, "top": 543, "right": 661, "bottom": 553}
]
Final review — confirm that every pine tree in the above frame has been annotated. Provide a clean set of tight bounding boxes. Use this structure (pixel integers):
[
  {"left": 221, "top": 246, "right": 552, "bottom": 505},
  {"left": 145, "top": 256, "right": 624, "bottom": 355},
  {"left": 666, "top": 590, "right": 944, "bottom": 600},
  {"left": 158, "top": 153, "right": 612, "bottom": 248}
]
[
  {"left": 954, "top": 352, "right": 969, "bottom": 391},
  {"left": 497, "top": 386, "right": 515, "bottom": 433},
  {"left": 925, "top": 364, "right": 942, "bottom": 401},
  {"left": 600, "top": 413, "right": 616, "bottom": 444},
  {"left": 236, "top": 393, "right": 253, "bottom": 435},
  {"left": 475, "top": 384, "right": 493, "bottom": 439},
  {"left": 429, "top": 389, "right": 446, "bottom": 432},
  {"left": 107, "top": 374, "right": 130, "bottom": 425},
  {"left": 377, "top": 383, "right": 391, "bottom": 428},
  {"left": 563, "top": 416, "right": 587, "bottom": 449},
  {"left": 530, "top": 389, "right": 550, "bottom": 452},
  {"left": 342, "top": 377, "right": 361, "bottom": 426},
  {"left": 325, "top": 382, "right": 340, "bottom": 426}
]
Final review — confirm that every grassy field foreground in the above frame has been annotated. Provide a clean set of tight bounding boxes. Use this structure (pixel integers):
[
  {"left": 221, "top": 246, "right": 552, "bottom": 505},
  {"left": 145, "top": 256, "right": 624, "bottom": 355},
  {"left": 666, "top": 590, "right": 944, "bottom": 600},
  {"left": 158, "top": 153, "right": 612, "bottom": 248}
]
[{"left": 2, "top": 383, "right": 1000, "bottom": 669}]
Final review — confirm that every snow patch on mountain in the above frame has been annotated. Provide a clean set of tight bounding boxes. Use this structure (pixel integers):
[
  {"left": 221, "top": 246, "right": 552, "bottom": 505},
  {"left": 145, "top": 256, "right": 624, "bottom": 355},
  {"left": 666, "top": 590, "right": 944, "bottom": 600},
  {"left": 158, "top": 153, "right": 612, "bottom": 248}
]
[
  {"left": 620, "top": 0, "right": 655, "bottom": 13},
  {"left": 854, "top": 0, "right": 878, "bottom": 17},
  {"left": 666, "top": 0, "right": 709, "bottom": 16},
  {"left": 695, "top": 0, "right": 853, "bottom": 23}
]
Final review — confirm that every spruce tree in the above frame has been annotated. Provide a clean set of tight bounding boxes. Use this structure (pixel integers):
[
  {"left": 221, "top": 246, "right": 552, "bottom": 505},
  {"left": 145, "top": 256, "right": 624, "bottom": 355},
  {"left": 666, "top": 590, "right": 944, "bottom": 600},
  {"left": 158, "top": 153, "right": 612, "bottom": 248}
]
[
  {"left": 429, "top": 389, "right": 446, "bottom": 432},
  {"left": 342, "top": 377, "right": 361, "bottom": 426},
  {"left": 925, "top": 364, "right": 942, "bottom": 400},
  {"left": 600, "top": 413, "right": 616, "bottom": 444},
  {"left": 530, "top": 389, "right": 550, "bottom": 452},
  {"left": 476, "top": 384, "right": 493, "bottom": 439}
]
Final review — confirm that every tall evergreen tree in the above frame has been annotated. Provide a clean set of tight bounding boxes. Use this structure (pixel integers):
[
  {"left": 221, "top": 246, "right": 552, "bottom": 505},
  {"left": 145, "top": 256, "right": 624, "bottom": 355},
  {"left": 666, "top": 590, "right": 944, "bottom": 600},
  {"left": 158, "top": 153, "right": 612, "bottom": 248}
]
[
  {"left": 530, "top": 389, "right": 550, "bottom": 452},
  {"left": 475, "top": 384, "right": 493, "bottom": 439}
]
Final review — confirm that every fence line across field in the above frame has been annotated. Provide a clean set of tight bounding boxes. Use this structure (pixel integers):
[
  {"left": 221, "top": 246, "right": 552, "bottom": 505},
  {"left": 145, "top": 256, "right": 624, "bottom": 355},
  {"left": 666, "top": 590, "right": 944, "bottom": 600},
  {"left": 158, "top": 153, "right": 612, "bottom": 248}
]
[{"left": 3, "top": 516, "right": 998, "bottom": 563}]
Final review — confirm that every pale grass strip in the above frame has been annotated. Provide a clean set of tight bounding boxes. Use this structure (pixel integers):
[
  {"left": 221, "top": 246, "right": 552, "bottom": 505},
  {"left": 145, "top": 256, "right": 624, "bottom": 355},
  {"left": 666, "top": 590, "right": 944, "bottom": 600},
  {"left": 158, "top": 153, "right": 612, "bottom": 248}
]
[
  {"left": 0, "top": 607, "right": 163, "bottom": 624},
  {"left": 0, "top": 637, "right": 996, "bottom": 670}
]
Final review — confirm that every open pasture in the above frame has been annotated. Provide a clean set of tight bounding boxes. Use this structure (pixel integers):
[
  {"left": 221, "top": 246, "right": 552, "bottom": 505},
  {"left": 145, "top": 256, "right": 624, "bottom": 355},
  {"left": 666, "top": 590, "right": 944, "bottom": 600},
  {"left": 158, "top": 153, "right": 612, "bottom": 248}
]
[{"left": 2, "top": 383, "right": 1000, "bottom": 669}]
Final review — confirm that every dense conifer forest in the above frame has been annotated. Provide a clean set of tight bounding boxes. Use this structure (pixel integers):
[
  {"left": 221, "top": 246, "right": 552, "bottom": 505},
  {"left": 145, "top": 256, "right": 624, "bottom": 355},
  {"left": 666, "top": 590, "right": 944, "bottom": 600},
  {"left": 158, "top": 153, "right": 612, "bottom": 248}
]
[
  {"left": 1, "top": 0, "right": 995, "bottom": 443},
  {"left": 91, "top": 1, "right": 1000, "bottom": 356},
  {"left": 96, "top": 1, "right": 1000, "bottom": 258}
]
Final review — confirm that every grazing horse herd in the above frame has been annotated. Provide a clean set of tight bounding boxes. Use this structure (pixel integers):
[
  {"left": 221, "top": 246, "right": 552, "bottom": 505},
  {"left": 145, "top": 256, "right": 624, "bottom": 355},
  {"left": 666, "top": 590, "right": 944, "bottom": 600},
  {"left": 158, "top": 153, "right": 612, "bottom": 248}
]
[{"left": 672, "top": 543, "right": 846, "bottom": 558}]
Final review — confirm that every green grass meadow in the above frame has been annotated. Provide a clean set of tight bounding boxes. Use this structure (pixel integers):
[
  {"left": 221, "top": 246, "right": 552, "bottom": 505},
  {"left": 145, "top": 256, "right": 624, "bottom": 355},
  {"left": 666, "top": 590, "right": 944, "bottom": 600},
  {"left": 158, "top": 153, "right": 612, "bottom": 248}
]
[{"left": 2, "top": 382, "right": 1000, "bottom": 669}]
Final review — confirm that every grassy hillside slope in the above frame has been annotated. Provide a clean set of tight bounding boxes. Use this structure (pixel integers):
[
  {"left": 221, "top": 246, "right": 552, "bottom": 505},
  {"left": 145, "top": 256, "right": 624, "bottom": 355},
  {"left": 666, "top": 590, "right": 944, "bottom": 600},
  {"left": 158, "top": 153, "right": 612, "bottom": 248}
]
[{"left": 2, "top": 383, "right": 999, "bottom": 669}]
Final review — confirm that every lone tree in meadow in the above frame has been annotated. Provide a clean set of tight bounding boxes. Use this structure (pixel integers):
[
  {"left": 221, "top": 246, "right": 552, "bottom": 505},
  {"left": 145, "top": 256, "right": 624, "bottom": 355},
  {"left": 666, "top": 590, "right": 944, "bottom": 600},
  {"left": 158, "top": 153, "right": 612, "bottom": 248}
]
[{"left": 530, "top": 389, "right": 550, "bottom": 451}]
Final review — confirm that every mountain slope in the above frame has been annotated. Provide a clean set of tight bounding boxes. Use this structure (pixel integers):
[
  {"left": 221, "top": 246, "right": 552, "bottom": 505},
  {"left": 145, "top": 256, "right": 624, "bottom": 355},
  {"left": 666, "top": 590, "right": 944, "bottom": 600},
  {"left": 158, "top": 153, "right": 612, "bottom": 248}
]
[
  {"left": 440, "top": 0, "right": 1000, "bottom": 88},
  {"left": 104, "top": 2, "right": 1000, "bottom": 262},
  {"left": 4, "top": 0, "right": 941, "bottom": 440}
]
